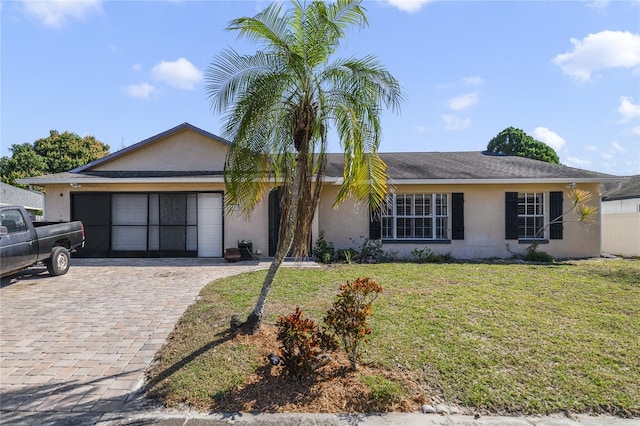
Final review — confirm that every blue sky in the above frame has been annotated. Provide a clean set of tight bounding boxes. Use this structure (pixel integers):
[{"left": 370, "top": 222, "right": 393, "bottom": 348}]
[{"left": 2, "top": 0, "right": 639, "bottom": 176}]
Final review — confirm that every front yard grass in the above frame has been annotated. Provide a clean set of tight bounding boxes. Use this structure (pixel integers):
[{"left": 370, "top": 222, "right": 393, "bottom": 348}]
[{"left": 145, "top": 259, "right": 639, "bottom": 416}]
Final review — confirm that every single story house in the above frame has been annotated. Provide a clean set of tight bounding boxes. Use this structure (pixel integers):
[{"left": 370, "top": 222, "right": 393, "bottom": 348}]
[
  {"left": 601, "top": 175, "right": 640, "bottom": 257},
  {"left": 1, "top": 182, "right": 44, "bottom": 220},
  {"left": 19, "top": 122, "right": 616, "bottom": 260}
]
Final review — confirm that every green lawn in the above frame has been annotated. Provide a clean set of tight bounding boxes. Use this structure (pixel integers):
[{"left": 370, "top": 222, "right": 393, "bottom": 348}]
[{"left": 145, "top": 259, "right": 640, "bottom": 416}]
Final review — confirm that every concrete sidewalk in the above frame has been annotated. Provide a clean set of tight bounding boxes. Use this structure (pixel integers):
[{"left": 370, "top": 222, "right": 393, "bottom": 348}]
[{"left": 1, "top": 409, "right": 637, "bottom": 425}]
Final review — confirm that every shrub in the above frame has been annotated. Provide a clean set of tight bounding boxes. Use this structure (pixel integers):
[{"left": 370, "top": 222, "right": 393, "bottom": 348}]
[
  {"left": 312, "top": 231, "right": 335, "bottom": 264},
  {"left": 524, "top": 248, "right": 554, "bottom": 263},
  {"left": 338, "top": 248, "right": 358, "bottom": 264},
  {"left": 276, "top": 308, "right": 337, "bottom": 378},
  {"left": 410, "top": 247, "right": 444, "bottom": 263},
  {"left": 324, "top": 277, "right": 384, "bottom": 370},
  {"left": 353, "top": 237, "right": 384, "bottom": 263}
]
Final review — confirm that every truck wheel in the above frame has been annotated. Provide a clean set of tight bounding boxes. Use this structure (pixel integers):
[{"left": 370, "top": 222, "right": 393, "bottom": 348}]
[{"left": 47, "top": 247, "right": 70, "bottom": 276}]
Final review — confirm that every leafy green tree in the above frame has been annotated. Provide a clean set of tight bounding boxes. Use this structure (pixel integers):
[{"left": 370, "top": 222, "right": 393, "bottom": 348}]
[
  {"left": 1, "top": 131, "right": 110, "bottom": 187},
  {"left": 0, "top": 143, "right": 49, "bottom": 187},
  {"left": 487, "top": 127, "right": 559, "bottom": 164},
  {"left": 206, "top": 0, "right": 403, "bottom": 333}
]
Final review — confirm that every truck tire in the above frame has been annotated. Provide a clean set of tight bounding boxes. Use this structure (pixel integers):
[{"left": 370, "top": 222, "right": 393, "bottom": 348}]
[{"left": 47, "top": 247, "right": 70, "bottom": 276}]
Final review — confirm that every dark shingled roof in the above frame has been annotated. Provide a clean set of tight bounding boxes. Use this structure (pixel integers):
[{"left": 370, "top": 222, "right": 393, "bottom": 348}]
[
  {"left": 20, "top": 151, "right": 617, "bottom": 185},
  {"left": 0, "top": 182, "right": 44, "bottom": 210},
  {"left": 602, "top": 175, "right": 640, "bottom": 200},
  {"left": 326, "top": 151, "right": 615, "bottom": 180}
]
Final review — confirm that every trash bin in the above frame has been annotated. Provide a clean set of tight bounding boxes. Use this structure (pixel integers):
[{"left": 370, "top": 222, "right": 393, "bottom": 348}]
[{"left": 238, "top": 240, "right": 253, "bottom": 260}]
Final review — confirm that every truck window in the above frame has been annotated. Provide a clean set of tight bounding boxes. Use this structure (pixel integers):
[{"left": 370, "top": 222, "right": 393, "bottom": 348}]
[{"left": 0, "top": 209, "right": 28, "bottom": 233}]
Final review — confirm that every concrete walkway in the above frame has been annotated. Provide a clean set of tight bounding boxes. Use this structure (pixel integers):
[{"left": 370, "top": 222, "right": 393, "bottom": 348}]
[{"left": 1, "top": 258, "right": 637, "bottom": 425}]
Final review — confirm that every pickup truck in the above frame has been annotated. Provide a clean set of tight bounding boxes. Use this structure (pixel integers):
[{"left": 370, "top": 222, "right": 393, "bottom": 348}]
[{"left": 0, "top": 205, "right": 85, "bottom": 277}]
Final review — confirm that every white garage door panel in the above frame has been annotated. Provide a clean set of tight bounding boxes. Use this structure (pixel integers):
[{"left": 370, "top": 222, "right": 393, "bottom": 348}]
[{"left": 197, "top": 194, "right": 223, "bottom": 257}]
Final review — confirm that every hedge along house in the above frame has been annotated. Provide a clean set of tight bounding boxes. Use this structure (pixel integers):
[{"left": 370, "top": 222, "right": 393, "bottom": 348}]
[{"left": 19, "top": 123, "right": 616, "bottom": 259}]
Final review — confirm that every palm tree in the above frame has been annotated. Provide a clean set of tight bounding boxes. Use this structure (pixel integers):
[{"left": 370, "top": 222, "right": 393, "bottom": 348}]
[{"left": 206, "top": 0, "right": 403, "bottom": 333}]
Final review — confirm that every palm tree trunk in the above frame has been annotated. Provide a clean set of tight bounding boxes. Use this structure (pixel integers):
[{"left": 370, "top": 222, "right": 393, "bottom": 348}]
[{"left": 244, "top": 153, "right": 306, "bottom": 334}]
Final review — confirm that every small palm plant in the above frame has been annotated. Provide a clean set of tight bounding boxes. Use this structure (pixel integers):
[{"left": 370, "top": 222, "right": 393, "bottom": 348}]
[{"left": 527, "top": 188, "right": 598, "bottom": 260}]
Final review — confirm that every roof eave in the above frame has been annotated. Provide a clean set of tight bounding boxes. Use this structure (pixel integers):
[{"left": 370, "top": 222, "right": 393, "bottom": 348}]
[
  {"left": 17, "top": 176, "right": 227, "bottom": 185},
  {"left": 18, "top": 176, "right": 618, "bottom": 186}
]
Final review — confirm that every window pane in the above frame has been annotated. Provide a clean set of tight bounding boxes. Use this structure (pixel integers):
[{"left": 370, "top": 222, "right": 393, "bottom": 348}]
[
  {"left": 382, "top": 217, "right": 393, "bottom": 239},
  {"left": 397, "top": 218, "right": 413, "bottom": 238},
  {"left": 396, "top": 195, "right": 410, "bottom": 216},
  {"left": 435, "top": 194, "right": 447, "bottom": 216},
  {"left": 436, "top": 217, "right": 448, "bottom": 239},
  {"left": 414, "top": 194, "right": 426, "bottom": 216}
]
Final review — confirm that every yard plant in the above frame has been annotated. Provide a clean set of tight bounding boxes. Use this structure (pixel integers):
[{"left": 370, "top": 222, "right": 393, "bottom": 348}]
[
  {"left": 146, "top": 259, "right": 640, "bottom": 416},
  {"left": 206, "top": 0, "right": 403, "bottom": 333}
]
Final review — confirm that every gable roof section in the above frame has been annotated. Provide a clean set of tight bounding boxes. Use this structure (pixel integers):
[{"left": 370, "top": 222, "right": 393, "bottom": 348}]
[
  {"left": 72, "top": 122, "right": 230, "bottom": 172},
  {"left": 602, "top": 175, "right": 640, "bottom": 200}
]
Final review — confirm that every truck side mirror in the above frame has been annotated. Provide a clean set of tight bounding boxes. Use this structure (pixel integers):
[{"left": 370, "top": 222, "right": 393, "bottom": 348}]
[{"left": 0, "top": 226, "right": 8, "bottom": 235}]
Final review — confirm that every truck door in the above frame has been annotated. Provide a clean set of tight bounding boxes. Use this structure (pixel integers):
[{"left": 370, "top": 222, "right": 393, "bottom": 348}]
[{"left": 0, "top": 208, "right": 38, "bottom": 274}]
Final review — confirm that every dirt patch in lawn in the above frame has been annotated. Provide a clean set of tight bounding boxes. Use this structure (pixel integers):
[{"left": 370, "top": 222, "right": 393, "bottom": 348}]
[{"left": 192, "top": 325, "right": 430, "bottom": 413}]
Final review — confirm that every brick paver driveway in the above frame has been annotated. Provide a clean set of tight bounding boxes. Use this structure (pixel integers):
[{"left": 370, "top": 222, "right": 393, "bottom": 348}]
[{"left": 0, "top": 258, "right": 274, "bottom": 422}]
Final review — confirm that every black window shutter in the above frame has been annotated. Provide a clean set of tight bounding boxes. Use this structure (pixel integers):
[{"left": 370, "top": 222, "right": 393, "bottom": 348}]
[
  {"left": 549, "top": 191, "right": 563, "bottom": 240},
  {"left": 505, "top": 192, "right": 519, "bottom": 240},
  {"left": 451, "top": 193, "right": 464, "bottom": 240},
  {"left": 369, "top": 207, "right": 381, "bottom": 240}
]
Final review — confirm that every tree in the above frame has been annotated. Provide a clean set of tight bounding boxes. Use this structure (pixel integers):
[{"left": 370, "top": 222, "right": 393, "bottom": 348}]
[
  {"left": 487, "top": 127, "right": 559, "bottom": 164},
  {"left": 1, "top": 131, "right": 110, "bottom": 187},
  {"left": 206, "top": 0, "right": 403, "bottom": 333}
]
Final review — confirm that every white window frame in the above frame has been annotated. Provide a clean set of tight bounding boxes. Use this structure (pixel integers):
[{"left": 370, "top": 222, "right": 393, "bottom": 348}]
[
  {"left": 381, "top": 193, "right": 449, "bottom": 240},
  {"left": 518, "top": 192, "right": 546, "bottom": 240}
]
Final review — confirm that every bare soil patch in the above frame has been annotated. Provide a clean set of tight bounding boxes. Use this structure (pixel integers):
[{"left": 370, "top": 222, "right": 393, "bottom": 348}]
[{"left": 195, "top": 325, "right": 428, "bottom": 413}]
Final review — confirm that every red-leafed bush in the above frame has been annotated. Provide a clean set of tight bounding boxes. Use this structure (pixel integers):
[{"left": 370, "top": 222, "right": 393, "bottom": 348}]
[
  {"left": 276, "top": 307, "right": 337, "bottom": 378},
  {"left": 324, "top": 277, "right": 384, "bottom": 370}
]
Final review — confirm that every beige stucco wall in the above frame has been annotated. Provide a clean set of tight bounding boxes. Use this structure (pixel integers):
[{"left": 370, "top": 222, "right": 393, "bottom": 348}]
[
  {"left": 43, "top": 182, "right": 271, "bottom": 257},
  {"left": 93, "top": 129, "right": 228, "bottom": 172},
  {"left": 316, "top": 183, "right": 602, "bottom": 260},
  {"left": 44, "top": 179, "right": 602, "bottom": 260}
]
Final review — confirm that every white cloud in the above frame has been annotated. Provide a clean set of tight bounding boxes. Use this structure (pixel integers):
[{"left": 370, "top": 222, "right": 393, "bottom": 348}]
[
  {"left": 532, "top": 127, "right": 566, "bottom": 151},
  {"left": 151, "top": 58, "right": 203, "bottom": 90},
  {"left": 448, "top": 92, "right": 478, "bottom": 111},
  {"left": 586, "top": 0, "right": 610, "bottom": 10},
  {"left": 632, "top": 126, "right": 640, "bottom": 136},
  {"left": 601, "top": 152, "right": 614, "bottom": 160},
  {"left": 22, "top": 0, "right": 102, "bottom": 29},
  {"left": 442, "top": 115, "right": 471, "bottom": 130},
  {"left": 611, "top": 141, "right": 626, "bottom": 153},
  {"left": 127, "top": 82, "right": 158, "bottom": 100},
  {"left": 618, "top": 96, "right": 640, "bottom": 121},
  {"left": 566, "top": 157, "right": 592, "bottom": 168},
  {"left": 552, "top": 30, "right": 640, "bottom": 82},
  {"left": 463, "top": 76, "right": 484, "bottom": 85},
  {"left": 586, "top": 145, "right": 598, "bottom": 152},
  {"left": 386, "top": 0, "right": 432, "bottom": 13},
  {"left": 132, "top": 64, "right": 143, "bottom": 72}
]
